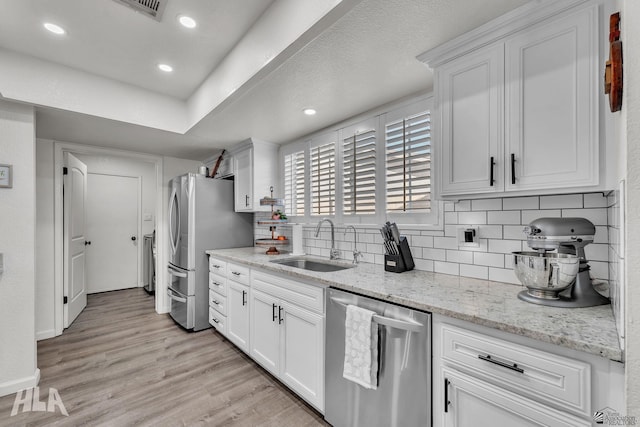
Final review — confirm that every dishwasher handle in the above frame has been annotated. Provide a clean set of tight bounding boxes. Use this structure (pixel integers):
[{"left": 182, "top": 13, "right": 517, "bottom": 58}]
[{"left": 330, "top": 297, "right": 424, "bottom": 333}]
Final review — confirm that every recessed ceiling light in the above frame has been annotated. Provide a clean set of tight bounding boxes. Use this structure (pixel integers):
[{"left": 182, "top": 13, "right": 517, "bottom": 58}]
[
  {"left": 44, "top": 22, "right": 66, "bottom": 35},
  {"left": 303, "top": 108, "right": 317, "bottom": 116},
  {"left": 178, "top": 15, "right": 197, "bottom": 29},
  {"left": 158, "top": 64, "right": 173, "bottom": 73}
]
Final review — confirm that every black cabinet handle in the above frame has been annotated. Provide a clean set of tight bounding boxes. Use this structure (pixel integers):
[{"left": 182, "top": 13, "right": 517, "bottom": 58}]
[
  {"left": 245, "top": 195, "right": 249, "bottom": 207},
  {"left": 242, "top": 290, "right": 247, "bottom": 306},
  {"left": 278, "top": 306, "right": 284, "bottom": 324},
  {"left": 489, "top": 156, "right": 495, "bottom": 186},
  {"left": 131, "top": 236, "right": 137, "bottom": 241},
  {"left": 510, "top": 153, "right": 516, "bottom": 185},
  {"left": 84, "top": 241, "right": 92, "bottom": 246},
  {"left": 272, "top": 303, "right": 277, "bottom": 322},
  {"left": 478, "top": 354, "right": 524, "bottom": 373},
  {"left": 444, "top": 378, "right": 450, "bottom": 413}
]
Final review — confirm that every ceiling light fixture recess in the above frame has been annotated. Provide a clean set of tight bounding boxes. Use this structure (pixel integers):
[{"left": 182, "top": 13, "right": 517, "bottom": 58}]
[
  {"left": 44, "top": 22, "right": 66, "bottom": 35},
  {"left": 178, "top": 15, "right": 197, "bottom": 29},
  {"left": 303, "top": 108, "right": 317, "bottom": 116},
  {"left": 158, "top": 64, "right": 173, "bottom": 73}
]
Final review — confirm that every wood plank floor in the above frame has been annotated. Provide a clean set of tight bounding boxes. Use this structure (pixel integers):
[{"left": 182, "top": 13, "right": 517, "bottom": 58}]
[{"left": 0, "top": 288, "right": 329, "bottom": 427}]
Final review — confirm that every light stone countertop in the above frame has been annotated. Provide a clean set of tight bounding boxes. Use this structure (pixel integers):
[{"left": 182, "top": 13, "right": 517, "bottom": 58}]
[{"left": 206, "top": 247, "right": 623, "bottom": 362}]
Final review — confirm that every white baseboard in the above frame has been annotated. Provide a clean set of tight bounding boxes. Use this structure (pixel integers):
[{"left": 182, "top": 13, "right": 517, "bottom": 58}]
[
  {"left": 0, "top": 369, "right": 40, "bottom": 398},
  {"left": 36, "top": 329, "right": 57, "bottom": 341}
]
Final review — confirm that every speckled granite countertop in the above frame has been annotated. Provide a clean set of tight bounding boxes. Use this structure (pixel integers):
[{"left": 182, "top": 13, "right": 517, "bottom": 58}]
[{"left": 206, "top": 247, "right": 622, "bottom": 362}]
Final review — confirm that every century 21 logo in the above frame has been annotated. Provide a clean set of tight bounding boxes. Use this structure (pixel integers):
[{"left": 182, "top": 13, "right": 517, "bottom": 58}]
[{"left": 11, "top": 387, "right": 68, "bottom": 417}]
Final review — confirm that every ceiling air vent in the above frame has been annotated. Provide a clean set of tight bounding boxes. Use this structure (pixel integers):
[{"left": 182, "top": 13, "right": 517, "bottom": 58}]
[{"left": 112, "top": 0, "right": 167, "bottom": 22}]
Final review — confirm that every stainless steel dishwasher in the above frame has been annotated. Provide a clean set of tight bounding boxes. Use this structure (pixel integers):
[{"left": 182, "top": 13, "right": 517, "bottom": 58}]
[{"left": 325, "top": 288, "right": 431, "bottom": 427}]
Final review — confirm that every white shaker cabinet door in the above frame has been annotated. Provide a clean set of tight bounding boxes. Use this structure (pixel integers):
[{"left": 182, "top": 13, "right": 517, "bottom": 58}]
[
  {"left": 505, "top": 6, "right": 598, "bottom": 191},
  {"left": 226, "top": 280, "right": 250, "bottom": 353},
  {"left": 438, "top": 43, "right": 504, "bottom": 196},
  {"left": 441, "top": 369, "right": 590, "bottom": 427},
  {"left": 279, "top": 301, "right": 324, "bottom": 411},
  {"left": 233, "top": 147, "right": 253, "bottom": 211},
  {"left": 249, "top": 288, "right": 280, "bottom": 376}
]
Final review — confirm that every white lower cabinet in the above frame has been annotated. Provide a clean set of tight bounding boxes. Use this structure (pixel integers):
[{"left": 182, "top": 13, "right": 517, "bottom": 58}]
[
  {"left": 226, "top": 280, "right": 250, "bottom": 353},
  {"left": 250, "top": 273, "right": 325, "bottom": 412},
  {"left": 433, "top": 315, "right": 624, "bottom": 427},
  {"left": 441, "top": 368, "right": 589, "bottom": 427}
]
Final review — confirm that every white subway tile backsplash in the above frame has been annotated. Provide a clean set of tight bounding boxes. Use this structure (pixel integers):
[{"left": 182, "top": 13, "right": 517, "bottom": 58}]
[
  {"left": 433, "top": 236, "right": 458, "bottom": 250},
  {"left": 488, "top": 211, "right": 520, "bottom": 225},
  {"left": 458, "top": 211, "right": 487, "bottom": 225},
  {"left": 460, "top": 264, "right": 489, "bottom": 280},
  {"left": 423, "top": 248, "right": 446, "bottom": 261},
  {"left": 489, "top": 268, "right": 520, "bottom": 285},
  {"left": 471, "top": 198, "right": 502, "bottom": 211},
  {"left": 488, "top": 239, "right": 523, "bottom": 254},
  {"left": 288, "top": 191, "right": 613, "bottom": 294},
  {"left": 446, "top": 250, "right": 473, "bottom": 264},
  {"left": 454, "top": 200, "right": 471, "bottom": 211},
  {"left": 540, "top": 194, "right": 583, "bottom": 209},
  {"left": 434, "top": 261, "right": 460, "bottom": 276},
  {"left": 521, "top": 209, "right": 561, "bottom": 224},
  {"left": 503, "top": 225, "right": 526, "bottom": 240},
  {"left": 477, "top": 225, "right": 503, "bottom": 239},
  {"left": 503, "top": 196, "right": 539, "bottom": 210},
  {"left": 412, "top": 235, "right": 434, "bottom": 248},
  {"left": 474, "top": 252, "right": 505, "bottom": 268},
  {"left": 562, "top": 208, "right": 608, "bottom": 226},
  {"left": 583, "top": 192, "right": 608, "bottom": 208}
]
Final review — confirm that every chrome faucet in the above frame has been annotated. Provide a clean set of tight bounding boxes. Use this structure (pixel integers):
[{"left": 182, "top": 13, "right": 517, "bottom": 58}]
[
  {"left": 345, "top": 225, "right": 362, "bottom": 264},
  {"left": 315, "top": 218, "right": 340, "bottom": 260}
]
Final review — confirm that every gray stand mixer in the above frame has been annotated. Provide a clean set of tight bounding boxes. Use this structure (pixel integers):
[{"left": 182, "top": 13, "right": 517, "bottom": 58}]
[{"left": 513, "top": 217, "right": 610, "bottom": 308}]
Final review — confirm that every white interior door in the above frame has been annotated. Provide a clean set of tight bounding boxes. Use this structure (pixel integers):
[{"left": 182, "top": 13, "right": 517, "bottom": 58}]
[
  {"left": 63, "top": 153, "right": 88, "bottom": 328},
  {"left": 86, "top": 173, "right": 139, "bottom": 293}
]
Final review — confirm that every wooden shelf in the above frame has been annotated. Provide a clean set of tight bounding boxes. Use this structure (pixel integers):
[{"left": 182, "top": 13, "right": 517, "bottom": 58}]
[
  {"left": 257, "top": 219, "right": 289, "bottom": 225},
  {"left": 255, "top": 238, "right": 289, "bottom": 246}
]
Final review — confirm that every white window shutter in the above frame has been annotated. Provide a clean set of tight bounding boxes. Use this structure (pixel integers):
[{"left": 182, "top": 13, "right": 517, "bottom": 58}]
[
  {"left": 343, "top": 128, "right": 376, "bottom": 214},
  {"left": 385, "top": 110, "right": 431, "bottom": 212},
  {"left": 283, "top": 150, "right": 305, "bottom": 216},
  {"left": 311, "top": 142, "right": 335, "bottom": 216}
]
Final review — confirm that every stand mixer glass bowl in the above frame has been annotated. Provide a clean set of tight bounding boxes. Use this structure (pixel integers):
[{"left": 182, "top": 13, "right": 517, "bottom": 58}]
[{"left": 512, "top": 251, "right": 580, "bottom": 299}]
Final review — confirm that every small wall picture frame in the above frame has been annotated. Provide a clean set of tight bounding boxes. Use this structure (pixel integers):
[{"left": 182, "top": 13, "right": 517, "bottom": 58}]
[{"left": 0, "top": 164, "right": 13, "bottom": 188}]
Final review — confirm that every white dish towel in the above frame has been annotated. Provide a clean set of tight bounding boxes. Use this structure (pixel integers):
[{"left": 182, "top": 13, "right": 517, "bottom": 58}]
[{"left": 343, "top": 304, "right": 379, "bottom": 390}]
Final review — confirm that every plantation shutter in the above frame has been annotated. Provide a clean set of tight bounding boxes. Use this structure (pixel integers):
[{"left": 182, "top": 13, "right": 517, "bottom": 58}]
[
  {"left": 343, "top": 128, "right": 376, "bottom": 214},
  {"left": 310, "top": 142, "right": 335, "bottom": 216},
  {"left": 385, "top": 110, "right": 431, "bottom": 212},
  {"left": 283, "top": 150, "right": 305, "bottom": 216}
]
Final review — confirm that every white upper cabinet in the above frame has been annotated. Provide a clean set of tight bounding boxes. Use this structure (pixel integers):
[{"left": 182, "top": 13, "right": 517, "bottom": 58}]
[
  {"left": 505, "top": 8, "right": 598, "bottom": 191},
  {"left": 437, "top": 44, "right": 504, "bottom": 196},
  {"left": 421, "top": 1, "right": 605, "bottom": 199},
  {"left": 230, "top": 139, "right": 279, "bottom": 212}
]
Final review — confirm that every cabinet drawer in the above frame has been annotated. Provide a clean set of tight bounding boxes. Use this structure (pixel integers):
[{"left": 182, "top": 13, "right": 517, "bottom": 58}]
[
  {"left": 252, "top": 271, "right": 324, "bottom": 314},
  {"left": 227, "top": 263, "right": 250, "bottom": 285},
  {"left": 440, "top": 323, "right": 591, "bottom": 417},
  {"left": 208, "top": 256, "right": 227, "bottom": 276},
  {"left": 209, "top": 307, "right": 227, "bottom": 336},
  {"left": 209, "top": 289, "right": 227, "bottom": 316},
  {"left": 208, "top": 272, "right": 227, "bottom": 296}
]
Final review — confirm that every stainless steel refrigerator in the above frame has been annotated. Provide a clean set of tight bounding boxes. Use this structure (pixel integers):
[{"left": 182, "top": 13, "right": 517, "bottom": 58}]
[{"left": 167, "top": 173, "right": 253, "bottom": 331}]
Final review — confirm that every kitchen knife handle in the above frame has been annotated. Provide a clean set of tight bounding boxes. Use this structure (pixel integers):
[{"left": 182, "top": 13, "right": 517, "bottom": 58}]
[
  {"left": 510, "top": 153, "right": 516, "bottom": 185},
  {"left": 489, "top": 156, "right": 495, "bottom": 186}
]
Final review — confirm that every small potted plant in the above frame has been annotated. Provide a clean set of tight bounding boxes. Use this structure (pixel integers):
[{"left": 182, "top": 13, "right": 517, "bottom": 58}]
[{"left": 272, "top": 209, "right": 287, "bottom": 221}]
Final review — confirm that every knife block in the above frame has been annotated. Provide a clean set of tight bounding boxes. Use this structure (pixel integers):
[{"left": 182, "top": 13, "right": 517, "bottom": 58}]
[{"left": 384, "top": 237, "right": 415, "bottom": 273}]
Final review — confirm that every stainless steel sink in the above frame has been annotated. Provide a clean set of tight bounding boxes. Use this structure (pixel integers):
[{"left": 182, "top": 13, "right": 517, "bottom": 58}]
[{"left": 270, "top": 258, "right": 354, "bottom": 272}]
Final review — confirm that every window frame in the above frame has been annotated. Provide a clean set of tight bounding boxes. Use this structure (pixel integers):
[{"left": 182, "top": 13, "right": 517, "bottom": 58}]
[{"left": 279, "top": 93, "right": 441, "bottom": 229}]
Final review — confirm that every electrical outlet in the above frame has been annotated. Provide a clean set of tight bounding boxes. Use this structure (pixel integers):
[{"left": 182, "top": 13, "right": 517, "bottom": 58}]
[{"left": 458, "top": 227, "right": 479, "bottom": 248}]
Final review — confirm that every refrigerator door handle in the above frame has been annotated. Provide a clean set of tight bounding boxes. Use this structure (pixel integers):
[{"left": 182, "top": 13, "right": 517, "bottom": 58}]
[
  {"left": 167, "top": 288, "right": 187, "bottom": 303},
  {"left": 167, "top": 266, "right": 188, "bottom": 278},
  {"left": 168, "top": 187, "right": 180, "bottom": 255}
]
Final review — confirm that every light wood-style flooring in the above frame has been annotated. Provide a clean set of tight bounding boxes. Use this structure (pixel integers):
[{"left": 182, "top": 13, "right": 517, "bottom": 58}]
[{"left": 0, "top": 288, "right": 329, "bottom": 426}]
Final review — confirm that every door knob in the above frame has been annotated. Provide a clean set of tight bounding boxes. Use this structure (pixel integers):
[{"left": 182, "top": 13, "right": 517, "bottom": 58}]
[{"left": 131, "top": 236, "right": 137, "bottom": 241}]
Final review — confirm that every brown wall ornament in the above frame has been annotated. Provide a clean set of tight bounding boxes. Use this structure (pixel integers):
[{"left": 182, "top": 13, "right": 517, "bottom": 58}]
[{"left": 604, "top": 12, "right": 623, "bottom": 112}]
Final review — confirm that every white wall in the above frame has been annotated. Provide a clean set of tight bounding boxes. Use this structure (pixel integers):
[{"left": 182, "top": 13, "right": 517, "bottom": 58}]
[
  {"left": 623, "top": 0, "right": 640, "bottom": 414},
  {"left": 0, "top": 99, "right": 39, "bottom": 397}
]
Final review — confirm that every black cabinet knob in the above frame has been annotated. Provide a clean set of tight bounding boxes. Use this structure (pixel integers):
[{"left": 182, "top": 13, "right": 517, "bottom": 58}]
[{"left": 131, "top": 236, "right": 137, "bottom": 241}]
